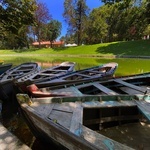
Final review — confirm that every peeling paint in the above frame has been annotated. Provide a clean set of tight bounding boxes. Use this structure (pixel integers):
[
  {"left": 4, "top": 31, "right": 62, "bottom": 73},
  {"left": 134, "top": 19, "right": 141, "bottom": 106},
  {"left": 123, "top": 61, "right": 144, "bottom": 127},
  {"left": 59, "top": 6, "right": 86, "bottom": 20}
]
[{"left": 103, "top": 139, "right": 114, "bottom": 150}]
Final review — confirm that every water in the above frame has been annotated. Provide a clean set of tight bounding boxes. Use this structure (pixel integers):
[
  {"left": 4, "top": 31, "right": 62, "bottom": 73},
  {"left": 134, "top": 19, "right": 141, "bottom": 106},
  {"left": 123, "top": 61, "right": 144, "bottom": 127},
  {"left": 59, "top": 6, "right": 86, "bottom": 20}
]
[
  {"left": 99, "top": 122, "right": 150, "bottom": 149},
  {"left": 1, "top": 56, "right": 150, "bottom": 76}
]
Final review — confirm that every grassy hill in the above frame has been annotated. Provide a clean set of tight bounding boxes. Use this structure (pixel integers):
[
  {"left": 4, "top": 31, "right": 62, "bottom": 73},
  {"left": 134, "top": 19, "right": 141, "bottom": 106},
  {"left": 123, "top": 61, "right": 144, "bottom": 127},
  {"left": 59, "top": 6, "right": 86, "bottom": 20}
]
[{"left": 0, "top": 40, "right": 150, "bottom": 57}]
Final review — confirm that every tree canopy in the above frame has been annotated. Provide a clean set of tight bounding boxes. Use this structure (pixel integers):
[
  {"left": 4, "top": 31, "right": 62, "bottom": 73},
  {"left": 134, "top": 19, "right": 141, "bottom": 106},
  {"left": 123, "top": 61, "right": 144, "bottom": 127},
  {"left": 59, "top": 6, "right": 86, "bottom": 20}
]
[
  {"left": 0, "top": 0, "right": 37, "bottom": 48},
  {"left": 63, "top": 0, "right": 89, "bottom": 45},
  {"left": 33, "top": 1, "right": 52, "bottom": 48},
  {"left": 46, "top": 20, "right": 62, "bottom": 47},
  {"left": 0, "top": 0, "right": 36, "bottom": 34}
]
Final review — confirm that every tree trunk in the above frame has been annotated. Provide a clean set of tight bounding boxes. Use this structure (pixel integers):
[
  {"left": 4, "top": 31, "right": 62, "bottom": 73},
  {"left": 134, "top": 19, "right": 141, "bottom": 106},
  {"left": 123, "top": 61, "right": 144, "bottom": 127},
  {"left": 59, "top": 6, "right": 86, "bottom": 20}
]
[{"left": 50, "top": 41, "right": 53, "bottom": 48}]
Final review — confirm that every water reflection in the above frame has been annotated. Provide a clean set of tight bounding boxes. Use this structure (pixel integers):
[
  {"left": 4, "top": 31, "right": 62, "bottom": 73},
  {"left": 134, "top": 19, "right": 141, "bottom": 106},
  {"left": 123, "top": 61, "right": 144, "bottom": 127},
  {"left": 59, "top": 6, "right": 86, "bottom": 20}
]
[{"left": 1, "top": 56, "right": 150, "bottom": 76}]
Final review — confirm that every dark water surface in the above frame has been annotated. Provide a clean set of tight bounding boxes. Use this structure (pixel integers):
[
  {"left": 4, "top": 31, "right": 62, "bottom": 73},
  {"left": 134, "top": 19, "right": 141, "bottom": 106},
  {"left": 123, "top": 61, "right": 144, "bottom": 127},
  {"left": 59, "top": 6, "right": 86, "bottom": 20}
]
[{"left": 99, "top": 122, "right": 150, "bottom": 149}]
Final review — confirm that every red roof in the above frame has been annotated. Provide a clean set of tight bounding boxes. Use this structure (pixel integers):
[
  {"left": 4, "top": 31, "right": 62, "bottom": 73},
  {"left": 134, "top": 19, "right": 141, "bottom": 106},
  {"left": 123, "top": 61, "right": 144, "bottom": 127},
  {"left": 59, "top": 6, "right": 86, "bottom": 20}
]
[{"left": 32, "top": 41, "right": 64, "bottom": 45}]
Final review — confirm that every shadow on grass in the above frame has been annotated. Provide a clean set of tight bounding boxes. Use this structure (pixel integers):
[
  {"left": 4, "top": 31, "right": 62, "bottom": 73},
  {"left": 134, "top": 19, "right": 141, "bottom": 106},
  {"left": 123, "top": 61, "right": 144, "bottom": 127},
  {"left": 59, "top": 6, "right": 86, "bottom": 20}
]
[
  {"left": 14, "top": 48, "right": 39, "bottom": 53},
  {"left": 52, "top": 47, "right": 69, "bottom": 51},
  {"left": 14, "top": 47, "right": 70, "bottom": 53},
  {"left": 96, "top": 40, "right": 150, "bottom": 56}
]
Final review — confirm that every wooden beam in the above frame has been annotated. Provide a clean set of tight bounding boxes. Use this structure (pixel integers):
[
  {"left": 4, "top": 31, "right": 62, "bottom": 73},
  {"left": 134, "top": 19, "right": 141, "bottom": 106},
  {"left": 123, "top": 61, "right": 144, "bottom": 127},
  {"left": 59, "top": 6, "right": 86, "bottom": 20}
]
[
  {"left": 70, "top": 102, "right": 83, "bottom": 135},
  {"left": 135, "top": 100, "right": 150, "bottom": 122},
  {"left": 114, "top": 79, "right": 147, "bottom": 93},
  {"left": 93, "top": 83, "right": 118, "bottom": 95}
]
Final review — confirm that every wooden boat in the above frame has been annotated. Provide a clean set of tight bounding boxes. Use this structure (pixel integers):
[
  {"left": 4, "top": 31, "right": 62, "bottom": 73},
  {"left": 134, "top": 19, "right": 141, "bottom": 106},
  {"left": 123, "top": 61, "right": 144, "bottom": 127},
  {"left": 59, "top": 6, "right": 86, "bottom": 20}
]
[
  {"left": 0, "top": 63, "right": 12, "bottom": 75},
  {"left": 16, "top": 62, "right": 118, "bottom": 92},
  {"left": 26, "top": 71, "right": 150, "bottom": 98},
  {"left": 16, "top": 94, "right": 150, "bottom": 149},
  {"left": 0, "top": 62, "right": 40, "bottom": 102},
  {"left": 15, "top": 61, "right": 76, "bottom": 92},
  {"left": 0, "top": 62, "right": 40, "bottom": 81}
]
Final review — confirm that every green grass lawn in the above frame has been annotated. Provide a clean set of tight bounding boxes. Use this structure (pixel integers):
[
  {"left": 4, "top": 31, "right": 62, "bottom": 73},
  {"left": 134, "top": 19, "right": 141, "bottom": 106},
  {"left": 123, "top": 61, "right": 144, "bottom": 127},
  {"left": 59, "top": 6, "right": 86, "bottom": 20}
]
[{"left": 0, "top": 40, "right": 150, "bottom": 56}]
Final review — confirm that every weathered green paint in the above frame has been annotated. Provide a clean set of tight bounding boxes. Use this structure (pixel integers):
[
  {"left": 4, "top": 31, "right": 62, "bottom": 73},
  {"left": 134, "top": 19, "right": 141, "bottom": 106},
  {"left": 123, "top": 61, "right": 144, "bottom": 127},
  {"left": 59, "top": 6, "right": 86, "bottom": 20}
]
[{"left": 103, "top": 139, "right": 114, "bottom": 150}]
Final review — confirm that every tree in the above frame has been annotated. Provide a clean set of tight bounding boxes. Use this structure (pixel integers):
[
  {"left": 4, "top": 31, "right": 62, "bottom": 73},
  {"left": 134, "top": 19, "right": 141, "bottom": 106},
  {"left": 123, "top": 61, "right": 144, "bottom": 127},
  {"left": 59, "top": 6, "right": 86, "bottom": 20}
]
[
  {"left": 84, "top": 7, "right": 108, "bottom": 44},
  {"left": 143, "top": 24, "right": 150, "bottom": 36},
  {"left": 60, "top": 36, "right": 66, "bottom": 44},
  {"left": 84, "top": 0, "right": 147, "bottom": 43},
  {"left": 101, "top": 0, "right": 150, "bottom": 26},
  {"left": 115, "top": 0, "right": 148, "bottom": 40},
  {"left": 63, "top": 0, "right": 89, "bottom": 45},
  {"left": 33, "top": 1, "right": 52, "bottom": 48},
  {"left": 0, "top": 0, "right": 37, "bottom": 49},
  {"left": 0, "top": 0, "right": 36, "bottom": 34},
  {"left": 145, "top": 0, "right": 150, "bottom": 23},
  {"left": 46, "top": 20, "right": 62, "bottom": 48}
]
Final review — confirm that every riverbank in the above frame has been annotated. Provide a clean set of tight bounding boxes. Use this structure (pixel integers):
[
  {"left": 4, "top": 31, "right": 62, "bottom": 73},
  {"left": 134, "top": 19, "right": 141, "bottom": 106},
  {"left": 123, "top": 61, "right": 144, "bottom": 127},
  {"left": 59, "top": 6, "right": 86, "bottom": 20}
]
[{"left": 0, "top": 53, "right": 150, "bottom": 59}]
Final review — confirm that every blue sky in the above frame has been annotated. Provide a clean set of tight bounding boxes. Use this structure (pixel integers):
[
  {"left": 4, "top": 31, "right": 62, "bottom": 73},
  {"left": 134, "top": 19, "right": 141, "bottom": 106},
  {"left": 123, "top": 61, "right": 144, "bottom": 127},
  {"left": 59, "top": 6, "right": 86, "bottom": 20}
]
[{"left": 40, "top": 0, "right": 103, "bottom": 39}]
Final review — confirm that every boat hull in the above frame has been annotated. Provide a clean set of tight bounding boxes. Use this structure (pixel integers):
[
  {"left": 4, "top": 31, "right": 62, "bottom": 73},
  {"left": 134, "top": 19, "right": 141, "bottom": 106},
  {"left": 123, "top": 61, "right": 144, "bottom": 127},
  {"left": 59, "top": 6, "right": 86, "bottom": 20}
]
[
  {"left": 17, "top": 94, "right": 143, "bottom": 150},
  {"left": 0, "top": 62, "right": 40, "bottom": 103},
  {"left": 0, "top": 63, "right": 12, "bottom": 75},
  {"left": 20, "top": 105, "right": 100, "bottom": 150}
]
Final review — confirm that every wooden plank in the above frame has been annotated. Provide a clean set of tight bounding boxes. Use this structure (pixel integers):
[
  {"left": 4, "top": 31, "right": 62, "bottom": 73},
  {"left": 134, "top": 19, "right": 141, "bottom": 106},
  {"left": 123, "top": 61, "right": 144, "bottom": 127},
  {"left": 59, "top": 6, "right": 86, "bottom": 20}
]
[
  {"left": 47, "top": 103, "right": 55, "bottom": 116},
  {"left": 115, "top": 79, "right": 147, "bottom": 93},
  {"left": 81, "top": 125, "right": 134, "bottom": 150},
  {"left": 37, "top": 73, "right": 57, "bottom": 76},
  {"left": 82, "top": 100, "right": 136, "bottom": 108},
  {"left": 70, "top": 102, "right": 83, "bottom": 135},
  {"left": 86, "top": 70, "right": 102, "bottom": 74},
  {"left": 52, "top": 87, "right": 83, "bottom": 96},
  {"left": 122, "top": 74, "right": 150, "bottom": 80},
  {"left": 32, "top": 103, "right": 55, "bottom": 116},
  {"left": 92, "top": 83, "right": 118, "bottom": 95},
  {"left": 53, "top": 102, "right": 75, "bottom": 113},
  {"left": 47, "top": 103, "right": 75, "bottom": 130},
  {"left": 64, "top": 73, "right": 91, "bottom": 79},
  {"left": 135, "top": 100, "right": 150, "bottom": 122},
  {"left": 49, "top": 109, "right": 72, "bottom": 129},
  {"left": 120, "top": 87, "right": 144, "bottom": 95},
  {"left": 17, "top": 69, "right": 33, "bottom": 72},
  {"left": 120, "top": 100, "right": 136, "bottom": 106}
]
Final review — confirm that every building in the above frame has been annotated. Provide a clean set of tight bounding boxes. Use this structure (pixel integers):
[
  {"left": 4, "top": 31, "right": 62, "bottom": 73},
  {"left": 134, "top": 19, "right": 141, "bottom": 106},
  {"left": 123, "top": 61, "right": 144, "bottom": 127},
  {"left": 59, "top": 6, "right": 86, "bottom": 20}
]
[{"left": 32, "top": 41, "right": 64, "bottom": 48}]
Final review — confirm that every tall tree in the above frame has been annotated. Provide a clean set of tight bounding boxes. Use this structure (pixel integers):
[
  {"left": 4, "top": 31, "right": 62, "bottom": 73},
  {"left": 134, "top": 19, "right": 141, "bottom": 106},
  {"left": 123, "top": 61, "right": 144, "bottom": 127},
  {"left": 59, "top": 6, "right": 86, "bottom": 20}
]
[
  {"left": 46, "top": 20, "right": 62, "bottom": 48},
  {"left": 34, "top": 1, "right": 52, "bottom": 48},
  {"left": 84, "top": 7, "right": 108, "bottom": 44},
  {"left": 63, "top": 0, "right": 89, "bottom": 45},
  {"left": 145, "top": 0, "right": 150, "bottom": 23}
]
